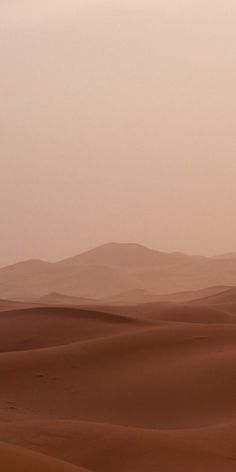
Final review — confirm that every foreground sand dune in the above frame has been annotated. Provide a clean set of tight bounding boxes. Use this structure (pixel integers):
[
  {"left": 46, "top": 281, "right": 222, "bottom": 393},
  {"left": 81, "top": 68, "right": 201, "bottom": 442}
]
[
  {"left": 0, "top": 441, "right": 89, "bottom": 471},
  {"left": 1, "top": 419, "right": 236, "bottom": 472},
  {"left": 0, "top": 322, "right": 235, "bottom": 428},
  {"left": 0, "top": 300, "right": 235, "bottom": 471},
  {"left": 0, "top": 306, "right": 145, "bottom": 351}
]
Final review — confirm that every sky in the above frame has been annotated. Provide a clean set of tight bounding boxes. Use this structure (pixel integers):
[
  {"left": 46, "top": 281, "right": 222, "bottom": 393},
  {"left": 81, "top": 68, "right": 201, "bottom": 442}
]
[{"left": 1, "top": 0, "right": 236, "bottom": 266}]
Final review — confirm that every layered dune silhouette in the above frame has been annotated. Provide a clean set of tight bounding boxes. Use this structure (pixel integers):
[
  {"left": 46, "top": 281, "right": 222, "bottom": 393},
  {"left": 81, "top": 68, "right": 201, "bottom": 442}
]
[
  {"left": 1, "top": 243, "right": 236, "bottom": 300},
  {"left": 0, "top": 244, "right": 236, "bottom": 470}
]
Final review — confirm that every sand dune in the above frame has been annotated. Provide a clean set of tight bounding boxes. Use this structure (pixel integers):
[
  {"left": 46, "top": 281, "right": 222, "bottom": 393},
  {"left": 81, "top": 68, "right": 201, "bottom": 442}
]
[
  {"left": 105, "top": 285, "right": 233, "bottom": 305},
  {"left": 0, "top": 441, "right": 89, "bottom": 471},
  {"left": 94, "top": 298, "right": 236, "bottom": 323},
  {"left": 1, "top": 419, "right": 236, "bottom": 472},
  {"left": 0, "top": 295, "right": 235, "bottom": 471},
  {"left": 130, "top": 303, "right": 236, "bottom": 324},
  {"left": 0, "top": 298, "right": 36, "bottom": 312},
  {"left": 195, "top": 286, "right": 236, "bottom": 305},
  {"left": 37, "top": 292, "right": 98, "bottom": 306},
  {"left": 0, "top": 315, "right": 235, "bottom": 428},
  {"left": 0, "top": 306, "right": 145, "bottom": 352}
]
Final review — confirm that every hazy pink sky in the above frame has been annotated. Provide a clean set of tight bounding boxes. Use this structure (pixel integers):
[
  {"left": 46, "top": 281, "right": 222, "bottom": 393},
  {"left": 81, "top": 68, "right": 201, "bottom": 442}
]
[{"left": 1, "top": 1, "right": 236, "bottom": 266}]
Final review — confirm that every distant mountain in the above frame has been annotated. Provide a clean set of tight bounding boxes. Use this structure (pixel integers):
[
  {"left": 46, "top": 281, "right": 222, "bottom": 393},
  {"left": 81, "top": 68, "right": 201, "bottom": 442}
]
[
  {"left": 107, "top": 288, "right": 158, "bottom": 304},
  {"left": 213, "top": 253, "right": 236, "bottom": 260},
  {"left": 56, "top": 242, "right": 193, "bottom": 268},
  {"left": 0, "top": 259, "right": 52, "bottom": 274},
  {"left": 104, "top": 285, "right": 233, "bottom": 305},
  {"left": 37, "top": 292, "right": 97, "bottom": 306},
  {"left": 194, "top": 287, "right": 236, "bottom": 305},
  {"left": 1, "top": 243, "right": 236, "bottom": 300}
]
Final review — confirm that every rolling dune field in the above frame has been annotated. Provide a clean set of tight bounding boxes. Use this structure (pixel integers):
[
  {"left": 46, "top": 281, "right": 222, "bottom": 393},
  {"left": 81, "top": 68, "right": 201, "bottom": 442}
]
[{"left": 0, "top": 291, "right": 235, "bottom": 471}]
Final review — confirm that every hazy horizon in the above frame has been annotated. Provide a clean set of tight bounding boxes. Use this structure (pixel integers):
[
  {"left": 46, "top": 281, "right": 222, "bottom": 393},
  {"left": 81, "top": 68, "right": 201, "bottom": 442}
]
[
  {"left": 1, "top": 0, "right": 236, "bottom": 266},
  {"left": 1, "top": 240, "right": 236, "bottom": 270}
]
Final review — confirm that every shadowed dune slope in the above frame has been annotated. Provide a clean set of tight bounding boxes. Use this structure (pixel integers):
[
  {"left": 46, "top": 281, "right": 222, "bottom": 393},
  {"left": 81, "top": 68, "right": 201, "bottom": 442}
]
[
  {"left": 0, "top": 419, "right": 236, "bottom": 472},
  {"left": 0, "top": 441, "right": 90, "bottom": 472},
  {"left": 0, "top": 299, "right": 36, "bottom": 312},
  {"left": 0, "top": 306, "right": 146, "bottom": 352}
]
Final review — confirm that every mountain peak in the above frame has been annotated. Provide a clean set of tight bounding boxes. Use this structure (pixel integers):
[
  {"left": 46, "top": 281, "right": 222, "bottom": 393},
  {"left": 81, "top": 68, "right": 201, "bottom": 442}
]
[
  {"left": 0, "top": 258, "right": 52, "bottom": 272},
  {"left": 57, "top": 242, "right": 187, "bottom": 268}
]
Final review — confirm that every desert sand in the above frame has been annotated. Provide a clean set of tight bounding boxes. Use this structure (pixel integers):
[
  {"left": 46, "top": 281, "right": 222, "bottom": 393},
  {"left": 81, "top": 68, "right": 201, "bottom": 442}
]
[{"left": 0, "top": 267, "right": 236, "bottom": 471}]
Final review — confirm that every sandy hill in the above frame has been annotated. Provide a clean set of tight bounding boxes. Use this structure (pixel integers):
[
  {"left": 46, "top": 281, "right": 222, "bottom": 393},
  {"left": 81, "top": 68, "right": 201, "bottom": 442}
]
[
  {"left": 107, "top": 288, "right": 158, "bottom": 304},
  {"left": 1, "top": 242, "right": 236, "bottom": 300},
  {"left": 0, "top": 441, "right": 86, "bottom": 472},
  {"left": 95, "top": 300, "right": 236, "bottom": 323},
  {"left": 106, "top": 285, "right": 233, "bottom": 305},
  {"left": 0, "top": 298, "right": 37, "bottom": 312},
  {"left": 156, "top": 285, "right": 233, "bottom": 303},
  {"left": 0, "top": 301, "right": 235, "bottom": 471},
  {"left": 194, "top": 286, "right": 236, "bottom": 305},
  {"left": 37, "top": 293, "right": 97, "bottom": 306},
  {"left": 0, "top": 306, "right": 145, "bottom": 352}
]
